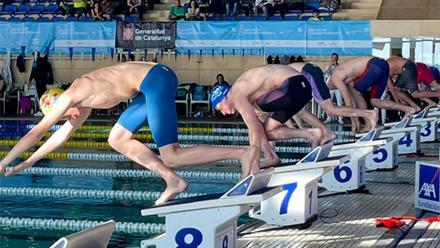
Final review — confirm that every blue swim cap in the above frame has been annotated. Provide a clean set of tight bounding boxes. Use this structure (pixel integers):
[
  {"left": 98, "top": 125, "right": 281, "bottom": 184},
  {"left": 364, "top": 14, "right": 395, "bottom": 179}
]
[{"left": 210, "top": 83, "right": 230, "bottom": 110}]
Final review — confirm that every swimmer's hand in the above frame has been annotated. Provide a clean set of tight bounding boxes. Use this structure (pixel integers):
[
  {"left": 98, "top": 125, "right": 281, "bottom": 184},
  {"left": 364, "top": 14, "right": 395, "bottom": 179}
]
[
  {"left": 0, "top": 164, "right": 5, "bottom": 175},
  {"left": 4, "top": 160, "right": 34, "bottom": 176}
]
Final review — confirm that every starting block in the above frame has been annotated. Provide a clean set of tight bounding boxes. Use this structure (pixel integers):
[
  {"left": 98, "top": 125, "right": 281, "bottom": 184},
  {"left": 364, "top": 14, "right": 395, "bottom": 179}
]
[
  {"left": 358, "top": 117, "right": 419, "bottom": 155},
  {"left": 385, "top": 109, "right": 437, "bottom": 143},
  {"left": 320, "top": 128, "right": 387, "bottom": 192},
  {"left": 249, "top": 142, "right": 350, "bottom": 226},
  {"left": 50, "top": 220, "right": 115, "bottom": 248},
  {"left": 415, "top": 161, "right": 440, "bottom": 214},
  {"left": 140, "top": 170, "right": 280, "bottom": 248}
]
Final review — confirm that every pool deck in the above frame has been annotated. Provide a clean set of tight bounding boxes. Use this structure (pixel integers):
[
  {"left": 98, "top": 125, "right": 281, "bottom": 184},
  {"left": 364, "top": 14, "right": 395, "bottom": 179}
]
[{"left": 238, "top": 142, "right": 440, "bottom": 248}]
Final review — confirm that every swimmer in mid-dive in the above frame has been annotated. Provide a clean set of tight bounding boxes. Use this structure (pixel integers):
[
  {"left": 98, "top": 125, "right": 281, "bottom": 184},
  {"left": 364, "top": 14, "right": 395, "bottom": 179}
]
[
  {"left": 211, "top": 64, "right": 335, "bottom": 168},
  {"left": 0, "top": 62, "right": 259, "bottom": 205},
  {"left": 288, "top": 62, "right": 377, "bottom": 133},
  {"left": 328, "top": 56, "right": 417, "bottom": 132}
]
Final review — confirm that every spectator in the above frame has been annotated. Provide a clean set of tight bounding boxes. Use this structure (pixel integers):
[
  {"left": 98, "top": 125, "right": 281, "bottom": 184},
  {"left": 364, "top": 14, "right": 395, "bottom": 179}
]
[
  {"left": 296, "top": 55, "right": 304, "bottom": 62},
  {"left": 271, "top": 0, "right": 287, "bottom": 19},
  {"left": 213, "top": 74, "right": 229, "bottom": 88},
  {"left": 253, "top": 0, "right": 270, "bottom": 19},
  {"left": 198, "top": 0, "right": 210, "bottom": 19},
  {"left": 111, "top": 0, "right": 127, "bottom": 17},
  {"left": 186, "top": 0, "right": 200, "bottom": 20},
  {"left": 308, "top": 10, "right": 323, "bottom": 22},
  {"left": 169, "top": 0, "right": 185, "bottom": 20},
  {"left": 210, "top": 0, "right": 225, "bottom": 20},
  {"left": 91, "top": 0, "right": 105, "bottom": 20},
  {"left": 127, "top": 0, "right": 141, "bottom": 14},
  {"left": 101, "top": 0, "right": 112, "bottom": 13},
  {"left": 226, "top": 0, "right": 239, "bottom": 16},
  {"left": 55, "top": 0, "right": 68, "bottom": 16},
  {"left": 240, "top": 0, "right": 253, "bottom": 17},
  {"left": 29, "top": 57, "right": 54, "bottom": 99},
  {"left": 71, "top": 0, "right": 88, "bottom": 18},
  {"left": 323, "top": 52, "right": 344, "bottom": 124}
]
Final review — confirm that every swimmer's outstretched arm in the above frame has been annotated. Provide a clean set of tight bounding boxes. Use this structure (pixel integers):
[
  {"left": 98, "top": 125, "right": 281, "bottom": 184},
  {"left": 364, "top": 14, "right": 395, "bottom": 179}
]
[
  {"left": 6, "top": 108, "right": 91, "bottom": 176},
  {"left": 0, "top": 95, "right": 77, "bottom": 174}
]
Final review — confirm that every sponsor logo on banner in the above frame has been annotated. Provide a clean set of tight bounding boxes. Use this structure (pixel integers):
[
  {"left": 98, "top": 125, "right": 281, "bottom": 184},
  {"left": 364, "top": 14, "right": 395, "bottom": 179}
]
[
  {"left": 418, "top": 164, "right": 440, "bottom": 201},
  {"left": 117, "top": 22, "right": 176, "bottom": 49},
  {"left": 123, "top": 27, "right": 134, "bottom": 41}
]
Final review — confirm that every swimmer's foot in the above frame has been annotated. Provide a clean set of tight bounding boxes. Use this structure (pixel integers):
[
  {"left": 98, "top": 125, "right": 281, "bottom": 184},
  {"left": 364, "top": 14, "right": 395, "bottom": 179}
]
[
  {"left": 308, "top": 128, "right": 323, "bottom": 148},
  {"left": 259, "top": 157, "right": 281, "bottom": 170},
  {"left": 155, "top": 175, "right": 188, "bottom": 205},
  {"left": 403, "top": 107, "right": 417, "bottom": 119},
  {"left": 320, "top": 128, "right": 336, "bottom": 145}
]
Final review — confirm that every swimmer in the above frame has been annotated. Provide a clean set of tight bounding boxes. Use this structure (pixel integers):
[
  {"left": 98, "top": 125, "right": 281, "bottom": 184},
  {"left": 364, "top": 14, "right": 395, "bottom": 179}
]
[
  {"left": 328, "top": 56, "right": 416, "bottom": 132},
  {"left": 289, "top": 62, "right": 377, "bottom": 133},
  {"left": 388, "top": 57, "right": 440, "bottom": 111},
  {"left": 211, "top": 64, "right": 334, "bottom": 169},
  {"left": 0, "top": 62, "right": 259, "bottom": 205}
]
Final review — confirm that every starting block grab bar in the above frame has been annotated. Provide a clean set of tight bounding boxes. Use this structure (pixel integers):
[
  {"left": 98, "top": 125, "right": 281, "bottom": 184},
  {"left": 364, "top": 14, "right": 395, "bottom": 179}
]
[{"left": 140, "top": 142, "right": 350, "bottom": 248}]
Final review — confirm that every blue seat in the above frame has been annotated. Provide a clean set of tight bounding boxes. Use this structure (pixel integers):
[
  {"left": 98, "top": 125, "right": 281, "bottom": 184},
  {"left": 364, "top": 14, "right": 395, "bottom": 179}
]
[
  {"left": 36, "top": 16, "right": 50, "bottom": 21},
  {"left": 285, "top": 15, "right": 298, "bottom": 20},
  {"left": 23, "top": 16, "right": 35, "bottom": 21},
  {"left": 124, "top": 15, "right": 139, "bottom": 22},
  {"left": 288, "top": 9, "right": 301, "bottom": 14},
  {"left": 223, "top": 16, "right": 235, "bottom": 21},
  {"left": 0, "top": 5, "right": 17, "bottom": 15},
  {"left": 237, "top": 15, "right": 249, "bottom": 21},
  {"left": 269, "top": 15, "right": 282, "bottom": 20},
  {"left": 44, "top": 4, "right": 58, "bottom": 14},
  {"left": 66, "top": 15, "right": 76, "bottom": 21},
  {"left": 28, "top": 0, "right": 38, "bottom": 3},
  {"left": 8, "top": 16, "right": 21, "bottom": 21},
  {"left": 78, "top": 15, "right": 93, "bottom": 21},
  {"left": 113, "top": 15, "right": 123, "bottom": 22},
  {"left": 206, "top": 16, "right": 220, "bottom": 21},
  {"left": 52, "top": 16, "right": 65, "bottom": 21},
  {"left": 307, "top": 1, "right": 320, "bottom": 10},
  {"left": 29, "top": 4, "right": 45, "bottom": 14},
  {"left": 15, "top": 4, "right": 31, "bottom": 14},
  {"left": 13, "top": 0, "right": 24, "bottom": 3}
]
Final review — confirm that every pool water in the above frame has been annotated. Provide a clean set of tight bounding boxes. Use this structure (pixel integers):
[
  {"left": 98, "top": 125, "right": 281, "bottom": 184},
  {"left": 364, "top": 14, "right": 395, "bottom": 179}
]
[
  {"left": 0, "top": 119, "right": 353, "bottom": 247},
  {"left": 0, "top": 159, "right": 237, "bottom": 247}
]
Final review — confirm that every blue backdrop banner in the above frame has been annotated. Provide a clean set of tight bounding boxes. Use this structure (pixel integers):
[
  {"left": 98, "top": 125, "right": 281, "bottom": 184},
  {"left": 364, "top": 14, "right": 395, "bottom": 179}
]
[
  {"left": 0, "top": 21, "right": 116, "bottom": 54},
  {"left": 176, "top": 21, "right": 371, "bottom": 55},
  {"left": 306, "top": 21, "right": 371, "bottom": 55},
  {"left": 0, "top": 22, "right": 55, "bottom": 54}
]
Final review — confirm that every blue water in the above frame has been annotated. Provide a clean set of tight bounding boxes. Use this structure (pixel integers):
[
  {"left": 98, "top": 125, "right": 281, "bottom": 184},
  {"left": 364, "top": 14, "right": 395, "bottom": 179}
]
[
  {"left": 0, "top": 159, "right": 236, "bottom": 247},
  {"left": 0, "top": 119, "right": 352, "bottom": 247}
]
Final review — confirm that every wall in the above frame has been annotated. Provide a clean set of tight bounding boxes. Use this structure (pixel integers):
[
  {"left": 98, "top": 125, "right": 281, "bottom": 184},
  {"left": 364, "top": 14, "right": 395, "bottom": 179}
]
[
  {"left": 378, "top": 0, "right": 440, "bottom": 20},
  {"left": 0, "top": 54, "right": 336, "bottom": 87}
]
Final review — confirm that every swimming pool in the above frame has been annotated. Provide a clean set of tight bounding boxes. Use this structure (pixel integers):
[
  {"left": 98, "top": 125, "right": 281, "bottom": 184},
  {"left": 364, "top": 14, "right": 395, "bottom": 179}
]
[{"left": 0, "top": 119, "right": 353, "bottom": 247}]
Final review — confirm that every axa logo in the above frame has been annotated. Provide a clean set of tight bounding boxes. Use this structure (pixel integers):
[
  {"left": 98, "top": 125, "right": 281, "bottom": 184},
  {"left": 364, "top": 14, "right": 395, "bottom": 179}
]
[
  {"left": 123, "top": 27, "right": 134, "bottom": 41},
  {"left": 418, "top": 164, "right": 440, "bottom": 201},
  {"left": 419, "top": 183, "right": 436, "bottom": 199}
]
